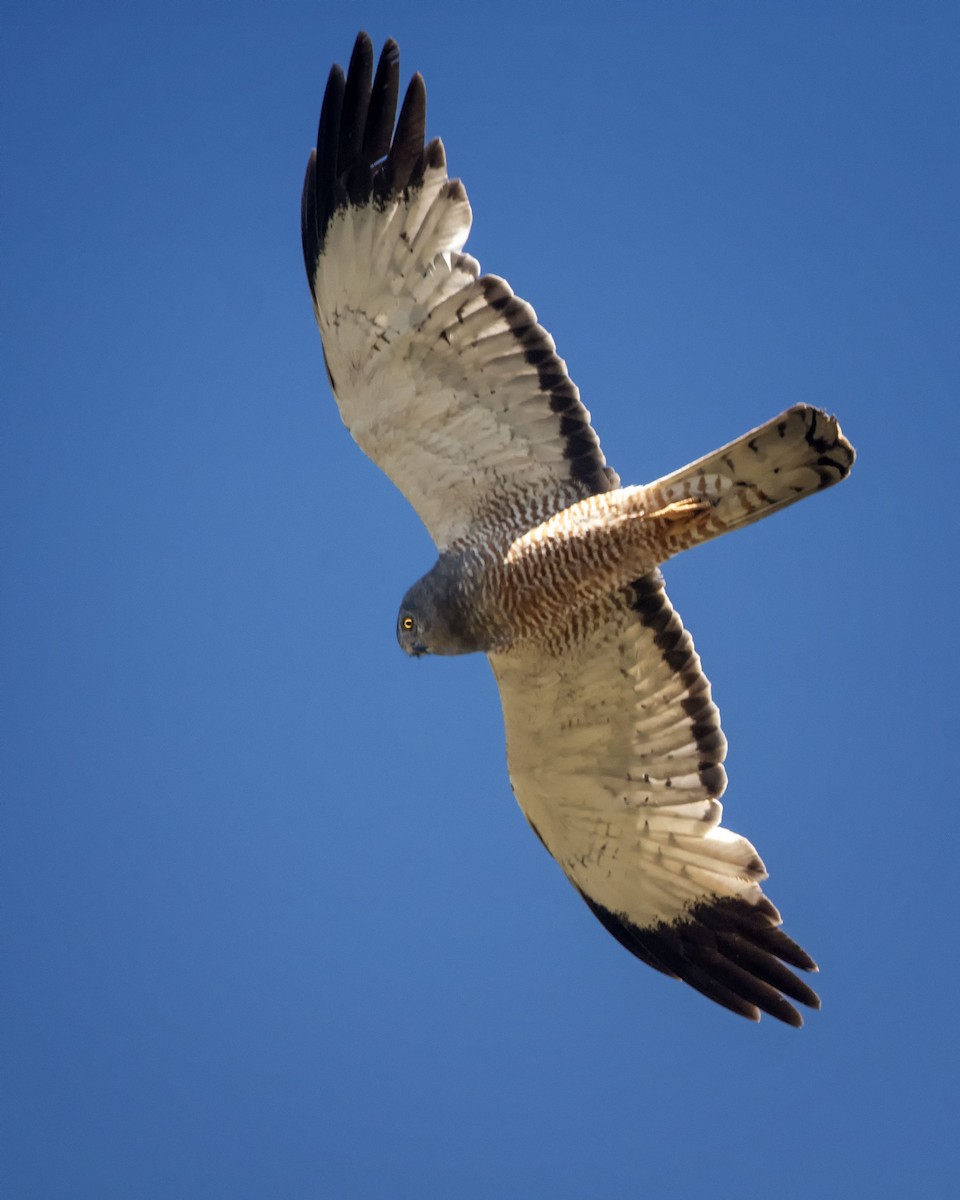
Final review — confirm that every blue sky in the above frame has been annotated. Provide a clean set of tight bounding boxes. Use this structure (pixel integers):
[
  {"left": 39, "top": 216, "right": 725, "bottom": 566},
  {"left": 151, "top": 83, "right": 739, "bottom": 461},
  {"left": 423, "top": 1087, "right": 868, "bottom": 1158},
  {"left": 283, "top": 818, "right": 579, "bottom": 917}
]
[{"left": 3, "top": 2, "right": 958, "bottom": 1197}]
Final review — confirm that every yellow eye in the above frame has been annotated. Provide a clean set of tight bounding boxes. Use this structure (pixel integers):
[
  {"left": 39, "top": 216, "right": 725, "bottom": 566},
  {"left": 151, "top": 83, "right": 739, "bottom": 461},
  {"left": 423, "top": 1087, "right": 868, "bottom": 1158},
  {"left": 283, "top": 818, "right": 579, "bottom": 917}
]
[{"left": 401, "top": 615, "right": 414, "bottom": 631}]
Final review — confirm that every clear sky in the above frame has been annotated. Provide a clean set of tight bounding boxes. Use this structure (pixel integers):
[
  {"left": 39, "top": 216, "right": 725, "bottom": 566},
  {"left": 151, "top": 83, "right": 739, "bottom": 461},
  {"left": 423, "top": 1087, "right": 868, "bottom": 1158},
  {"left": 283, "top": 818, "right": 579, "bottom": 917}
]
[{"left": 3, "top": 2, "right": 958, "bottom": 1198}]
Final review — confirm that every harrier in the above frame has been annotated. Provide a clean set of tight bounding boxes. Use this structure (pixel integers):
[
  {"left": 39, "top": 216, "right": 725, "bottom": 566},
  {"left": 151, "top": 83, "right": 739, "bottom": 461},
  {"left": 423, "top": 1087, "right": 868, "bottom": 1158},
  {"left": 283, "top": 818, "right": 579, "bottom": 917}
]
[{"left": 301, "top": 34, "right": 854, "bottom": 1025}]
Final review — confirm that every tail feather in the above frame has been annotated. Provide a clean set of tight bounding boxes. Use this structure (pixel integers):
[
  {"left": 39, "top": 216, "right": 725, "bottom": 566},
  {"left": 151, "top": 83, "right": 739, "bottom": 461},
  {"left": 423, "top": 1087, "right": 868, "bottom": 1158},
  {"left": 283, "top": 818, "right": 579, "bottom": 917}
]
[{"left": 646, "top": 405, "right": 855, "bottom": 538}]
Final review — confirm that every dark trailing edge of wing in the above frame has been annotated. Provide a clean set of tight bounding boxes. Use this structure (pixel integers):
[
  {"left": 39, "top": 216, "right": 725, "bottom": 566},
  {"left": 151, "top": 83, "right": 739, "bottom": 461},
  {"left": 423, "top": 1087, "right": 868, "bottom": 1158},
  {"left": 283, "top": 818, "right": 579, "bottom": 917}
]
[
  {"left": 479, "top": 276, "right": 619, "bottom": 496},
  {"left": 627, "top": 570, "right": 728, "bottom": 797},
  {"left": 580, "top": 891, "right": 820, "bottom": 1026},
  {"left": 302, "top": 32, "right": 618, "bottom": 500}
]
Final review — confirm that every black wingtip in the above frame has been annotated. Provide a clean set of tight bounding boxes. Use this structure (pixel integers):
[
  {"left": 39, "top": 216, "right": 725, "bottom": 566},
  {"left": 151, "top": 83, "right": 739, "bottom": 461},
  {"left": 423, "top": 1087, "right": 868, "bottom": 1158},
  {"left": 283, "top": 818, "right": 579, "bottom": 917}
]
[
  {"left": 363, "top": 38, "right": 400, "bottom": 163},
  {"left": 301, "top": 61, "right": 346, "bottom": 284},
  {"left": 338, "top": 34, "right": 374, "bottom": 185},
  {"left": 379, "top": 72, "right": 426, "bottom": 198},
  {"left": 580, "top": 891, "right": 820, "bottom": 1026},
  {"left": 301, "top": 35, "right": 429, "bottom": 287},
  {"left": 351, "top": 30, "right": 374, "bottom": 62}
]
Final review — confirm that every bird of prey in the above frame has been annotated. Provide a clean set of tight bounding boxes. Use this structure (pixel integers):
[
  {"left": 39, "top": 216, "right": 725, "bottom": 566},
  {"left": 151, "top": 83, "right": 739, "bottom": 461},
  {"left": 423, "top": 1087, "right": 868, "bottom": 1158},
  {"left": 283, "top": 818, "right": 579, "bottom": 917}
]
[{"left": 301, "top": 33, "right": 855, "bottom": 1025}]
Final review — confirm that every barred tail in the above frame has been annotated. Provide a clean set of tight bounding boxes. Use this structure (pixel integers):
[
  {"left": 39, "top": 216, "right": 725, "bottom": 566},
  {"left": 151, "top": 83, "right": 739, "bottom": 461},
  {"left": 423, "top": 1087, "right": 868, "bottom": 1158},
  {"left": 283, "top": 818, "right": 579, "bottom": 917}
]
[{"left": 646, "top": 405, "right": 855, "bottom": 539}]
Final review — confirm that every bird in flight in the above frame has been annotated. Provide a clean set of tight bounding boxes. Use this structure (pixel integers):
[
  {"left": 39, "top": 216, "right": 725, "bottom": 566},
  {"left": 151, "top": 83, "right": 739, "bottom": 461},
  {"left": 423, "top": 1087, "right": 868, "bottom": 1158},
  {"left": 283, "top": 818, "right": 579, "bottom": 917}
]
[{"left": 301, "top": 33, "right": 854, "bottom": 1025}]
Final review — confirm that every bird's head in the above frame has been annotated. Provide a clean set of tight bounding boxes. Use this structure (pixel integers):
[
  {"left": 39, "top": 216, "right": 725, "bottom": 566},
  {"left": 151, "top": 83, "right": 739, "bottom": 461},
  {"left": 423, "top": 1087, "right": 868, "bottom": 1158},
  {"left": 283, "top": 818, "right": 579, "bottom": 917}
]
[{"left": 396, "top": 556, "right": 491, "bottom": 657}]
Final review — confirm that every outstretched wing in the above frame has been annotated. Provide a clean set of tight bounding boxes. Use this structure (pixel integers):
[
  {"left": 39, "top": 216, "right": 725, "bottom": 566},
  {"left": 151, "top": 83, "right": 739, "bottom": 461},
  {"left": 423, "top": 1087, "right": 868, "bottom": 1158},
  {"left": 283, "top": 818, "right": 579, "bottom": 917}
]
[
  {"left": 489, "top": 570, "right": 820, "bottom": 1026},
  {"left": 301, "top": 34, "right": 618, "bottom": 550}
]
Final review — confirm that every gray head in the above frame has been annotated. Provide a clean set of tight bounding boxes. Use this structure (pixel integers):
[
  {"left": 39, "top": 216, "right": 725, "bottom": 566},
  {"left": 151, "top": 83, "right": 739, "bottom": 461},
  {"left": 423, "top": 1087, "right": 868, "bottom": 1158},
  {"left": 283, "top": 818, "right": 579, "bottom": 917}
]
[{"left": 396, "top": 554, "right": 494, "bottom": 657}]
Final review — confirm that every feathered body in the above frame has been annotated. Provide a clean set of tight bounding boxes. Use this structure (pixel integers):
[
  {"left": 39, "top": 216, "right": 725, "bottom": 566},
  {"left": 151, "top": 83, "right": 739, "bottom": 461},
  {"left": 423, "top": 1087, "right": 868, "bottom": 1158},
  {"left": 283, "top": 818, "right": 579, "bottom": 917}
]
[{"left": 302, "top": 34, "right": 854, "bottom": 1025}]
